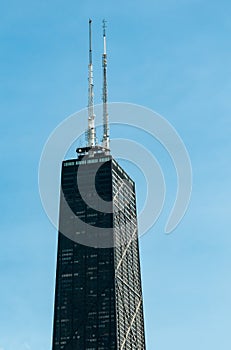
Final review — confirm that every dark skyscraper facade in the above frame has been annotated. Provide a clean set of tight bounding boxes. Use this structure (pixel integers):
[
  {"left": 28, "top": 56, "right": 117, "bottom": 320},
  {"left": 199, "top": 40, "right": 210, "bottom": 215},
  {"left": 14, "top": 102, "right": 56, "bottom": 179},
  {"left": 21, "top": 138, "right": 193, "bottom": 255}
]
[{"left": 52, "top": 151, "right": 146, "bottom": 349}]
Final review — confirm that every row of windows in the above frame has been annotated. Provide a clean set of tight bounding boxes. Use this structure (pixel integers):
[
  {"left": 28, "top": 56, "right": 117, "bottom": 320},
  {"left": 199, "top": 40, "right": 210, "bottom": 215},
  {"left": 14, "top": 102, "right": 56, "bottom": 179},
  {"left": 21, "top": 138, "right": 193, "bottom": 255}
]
[{"left": 63, "top": 157, "right": 111, "bottom": 167}]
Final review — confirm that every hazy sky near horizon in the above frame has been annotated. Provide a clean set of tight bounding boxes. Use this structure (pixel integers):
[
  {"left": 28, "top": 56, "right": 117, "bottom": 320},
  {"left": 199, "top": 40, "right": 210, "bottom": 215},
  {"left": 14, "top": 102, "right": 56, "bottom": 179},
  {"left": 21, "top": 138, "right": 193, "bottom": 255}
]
[{"left": 0, "top": 0, "right": 231, "bottom": 349}]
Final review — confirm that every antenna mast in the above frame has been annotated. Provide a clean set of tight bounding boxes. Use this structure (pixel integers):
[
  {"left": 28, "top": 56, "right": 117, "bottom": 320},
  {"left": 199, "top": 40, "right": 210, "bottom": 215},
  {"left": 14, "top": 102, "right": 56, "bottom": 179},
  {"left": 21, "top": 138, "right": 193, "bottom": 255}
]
[
  {"left": 102, "top": 19, "right": 110, "bottom": 151},
  {"left": 88, "top": 19, "right": 96, "bottom": 147}
]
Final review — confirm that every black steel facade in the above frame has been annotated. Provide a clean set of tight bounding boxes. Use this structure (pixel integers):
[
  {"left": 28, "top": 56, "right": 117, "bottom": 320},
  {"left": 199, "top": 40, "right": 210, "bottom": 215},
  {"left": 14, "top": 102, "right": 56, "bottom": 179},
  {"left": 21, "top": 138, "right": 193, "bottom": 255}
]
[{"left": 52, "top": 153, "right": 146, "bottom": 349}]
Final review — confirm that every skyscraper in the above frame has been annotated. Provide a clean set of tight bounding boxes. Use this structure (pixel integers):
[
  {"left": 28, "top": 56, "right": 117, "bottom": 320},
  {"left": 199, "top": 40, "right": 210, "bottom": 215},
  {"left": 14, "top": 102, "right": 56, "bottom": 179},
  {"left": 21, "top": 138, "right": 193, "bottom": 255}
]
[{"left": 52, "top": 20, "right": 146, "bottom": 350}]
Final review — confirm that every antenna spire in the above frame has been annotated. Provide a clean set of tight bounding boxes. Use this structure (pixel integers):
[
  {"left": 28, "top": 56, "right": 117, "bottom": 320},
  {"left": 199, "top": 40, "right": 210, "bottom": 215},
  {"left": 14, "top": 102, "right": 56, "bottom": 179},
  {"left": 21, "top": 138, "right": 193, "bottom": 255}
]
[
  {"left": 87, "top": 19, "right": 96, "bottom": 147},
  {"left": 102, "top": 19, "right": 110, "bottom": 151}
]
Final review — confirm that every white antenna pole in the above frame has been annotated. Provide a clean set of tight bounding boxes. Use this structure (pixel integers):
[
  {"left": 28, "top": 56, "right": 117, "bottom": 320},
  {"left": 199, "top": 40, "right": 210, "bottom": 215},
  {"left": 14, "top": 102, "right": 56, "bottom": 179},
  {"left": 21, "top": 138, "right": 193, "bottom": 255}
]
[
  {"left": 102, "top": 19, "right": 110, "bottom": 151},
  {"left": 88, "top": 19, "right": 96, "bottom": 147}
]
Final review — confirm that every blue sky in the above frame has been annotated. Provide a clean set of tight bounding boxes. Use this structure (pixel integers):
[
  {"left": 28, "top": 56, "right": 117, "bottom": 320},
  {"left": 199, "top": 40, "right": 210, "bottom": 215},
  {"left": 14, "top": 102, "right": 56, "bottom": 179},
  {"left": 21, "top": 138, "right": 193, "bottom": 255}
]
[{"left": 0, "top": 0, "right": 231, "bottom": 349}]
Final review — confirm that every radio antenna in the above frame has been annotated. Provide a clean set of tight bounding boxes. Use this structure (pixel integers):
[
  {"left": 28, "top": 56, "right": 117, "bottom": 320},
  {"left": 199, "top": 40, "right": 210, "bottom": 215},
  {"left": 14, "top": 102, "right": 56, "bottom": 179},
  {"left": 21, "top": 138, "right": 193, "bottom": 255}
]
[
  {"left": 102, "top": 19, "right": 110, "bottom": 151},
  {"left": 87, "top": 19, "right": 96, "bottom": 147}
]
